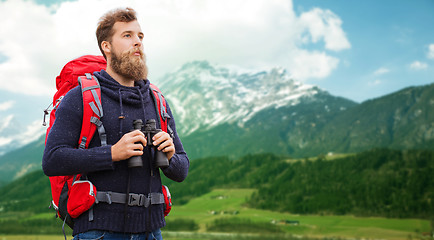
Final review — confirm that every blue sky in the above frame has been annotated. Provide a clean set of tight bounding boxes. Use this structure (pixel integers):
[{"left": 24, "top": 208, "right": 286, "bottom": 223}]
[
  {"left": 293, "top": 0, "right": 434, "bottom": 101},
  {"left": 0, "top": 0, "right": 433, "bottom": 148}
]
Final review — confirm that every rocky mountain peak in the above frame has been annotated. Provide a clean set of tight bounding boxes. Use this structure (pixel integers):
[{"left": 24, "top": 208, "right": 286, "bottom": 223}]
[{"left": 157, "top": 61, "right": 325, "bottom": 136}]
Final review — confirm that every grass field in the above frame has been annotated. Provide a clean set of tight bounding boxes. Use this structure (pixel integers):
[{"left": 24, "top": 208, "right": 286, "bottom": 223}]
[
  {"left": 0, "top": 188, "right": 431, "bottom": 240},
  {"left": 168, "top": 188, "right": 431, "bottom": 240}
]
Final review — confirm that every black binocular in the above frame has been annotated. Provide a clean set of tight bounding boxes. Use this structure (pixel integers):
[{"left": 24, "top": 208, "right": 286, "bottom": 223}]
[{"left": 128, "top": 119, "right": 169, "bottom": 169}]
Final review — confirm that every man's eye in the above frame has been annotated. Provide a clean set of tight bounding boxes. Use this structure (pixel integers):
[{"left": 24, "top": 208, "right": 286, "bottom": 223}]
[{"left": 124, "top": 34, "right": 131, "bottom": 38}]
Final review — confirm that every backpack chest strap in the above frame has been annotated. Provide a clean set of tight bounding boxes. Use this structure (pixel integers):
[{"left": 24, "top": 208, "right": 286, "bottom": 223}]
[{"left": 96, "top": 191, "right": 164, "bottom": 208}]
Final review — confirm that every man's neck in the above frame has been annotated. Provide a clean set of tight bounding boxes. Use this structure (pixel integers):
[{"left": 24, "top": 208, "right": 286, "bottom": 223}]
[{"left": 106, "top": 66, "right": 135, "bottom": 87}]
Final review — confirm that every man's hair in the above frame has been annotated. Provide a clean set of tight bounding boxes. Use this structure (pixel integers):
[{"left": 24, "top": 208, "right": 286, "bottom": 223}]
[{"left": 96, "top": 7, "right": 138, "bottom": 59}]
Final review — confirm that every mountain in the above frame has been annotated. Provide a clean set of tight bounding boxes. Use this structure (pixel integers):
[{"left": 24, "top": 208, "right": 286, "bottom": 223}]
[
  {"left": 0, "top": 135, "right": 45, "bottom": 186},
  {"left": 158, "top": 61, "right": 357, "bottom": 159},
  {"left": 0, "top": 170, "right": 51, "bottom": 213},
  {"left": 1, "top": 60, "right": 433, "bottom": 184},
  {"left": 315, "top": 84, "right": 434, "bottom": 153},
  {"left": 0, "top": 115, "right": 24, "bottom": 155},
  {"left": 159, "top": 61, "right": 434, "bottom": 159},
  {"left": 180, "top": 91, "right": 357, "bottom": 159},
  {"left": 157, "top": 61, "right": 354, "bottom": 136},
  {"left": 0, "top": 114, "right": 45, "bottom": 156}
]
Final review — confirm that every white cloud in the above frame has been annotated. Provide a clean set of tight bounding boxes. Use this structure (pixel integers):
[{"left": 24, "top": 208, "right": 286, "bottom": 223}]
[
  {"left": 373, "top": 67, "right": 390, "bottom": 76},
  {"left": 0, "top": 0, "right": 106, "bottom": 97},
  {"left": 0, "top": 117, "right": 44, "bottom": 149},
  {"left": 0, "top": 0, "right": 350, "bottom": 96},
  {"left": 0, "top": 115, "right": 14, "bottom": 133},
  {"left": 409, "top": 61, "right": 428, "bottom": 70},
  {"left": 19, "top": 120, "right": 45, "bottom": 146},
  {"left": 0, "top": 137, "right": 12, "bottom": 147},
  {"left": 428, "top": 44, "right": 434, "bottom": 59},
  {"left": 289, "top": 50, "right": 340, "bottom": 80},
  {"left": 298, "top": 8, "right": 351, "bottom": 51},
  {"left": 0, "top": 100, "right": 14, "bottom": 111}
]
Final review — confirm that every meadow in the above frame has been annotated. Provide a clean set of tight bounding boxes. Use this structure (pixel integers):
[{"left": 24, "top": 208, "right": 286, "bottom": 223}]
[
  {"left": 2, "top": 150, "right": 433, "bottom": 239},
  {"left": 167, "top": 188, "right": 430, "bottom": 239},
  {"left": 1, "top": 188, "right": 429, "bottom": 240}
]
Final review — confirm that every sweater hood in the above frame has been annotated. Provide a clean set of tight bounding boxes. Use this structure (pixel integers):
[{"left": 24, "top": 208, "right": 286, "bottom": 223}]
[{"left": 94, "top": 70, "right": 151, "bottom": 105}]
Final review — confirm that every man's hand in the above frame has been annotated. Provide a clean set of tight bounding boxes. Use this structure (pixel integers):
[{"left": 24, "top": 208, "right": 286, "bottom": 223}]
[
  {"left": 111, "top": 130, "right": 147, "bottom": 162},
  {"left": 152, "top": 131, "right": 175, "bottom": 161}
]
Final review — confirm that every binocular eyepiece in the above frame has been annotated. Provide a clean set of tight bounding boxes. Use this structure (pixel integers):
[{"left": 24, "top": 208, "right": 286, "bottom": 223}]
[{"left": 128, "top": 119, "right": 169, "bottom": 169}]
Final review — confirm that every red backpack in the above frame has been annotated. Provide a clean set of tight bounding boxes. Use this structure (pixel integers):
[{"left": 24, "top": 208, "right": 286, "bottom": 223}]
[{"left": 43, "top": 55, "right": 173, "bottom": 229}]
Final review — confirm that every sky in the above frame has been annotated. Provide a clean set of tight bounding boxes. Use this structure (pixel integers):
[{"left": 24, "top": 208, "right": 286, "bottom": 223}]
[{"left": 0, "top": 0, "right": 433, "bottom": 148}]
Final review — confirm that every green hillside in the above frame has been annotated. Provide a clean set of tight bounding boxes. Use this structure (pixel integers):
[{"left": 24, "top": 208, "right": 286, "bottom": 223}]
[
  {"left": 0, "top": 135, "right": 45, "bottom": 187},
  {"left": 182, "top": 83, "right": 434, "bottom": 160},
  {"left": 0, "top": 170, "right": 51, "bottom": 213},
  {"left": 0, "top": 188, "right": 430, "bottom": 239},
  {"left": 1, "top": 149, "right": 433, "bottom": 219},
  {"left": 1, "top": 148, "right": 433, "bottom": 239},
  {"left": 317, "top": 83, "right": 434, "bottom": 153},
  {"left": 165, "top": 148, "right": 434, "bottom": 219},
  {"left": 248, "top": 149, "right": 434, "bottom": 218}
]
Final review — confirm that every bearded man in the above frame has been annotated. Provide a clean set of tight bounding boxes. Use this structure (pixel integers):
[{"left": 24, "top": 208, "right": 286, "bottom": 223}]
[{"left": 43, "top": 7, "right": 189, "bottom": 240}]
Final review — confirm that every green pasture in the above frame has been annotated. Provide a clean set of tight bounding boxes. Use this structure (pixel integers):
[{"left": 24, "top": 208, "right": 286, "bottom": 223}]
[
  {"left": 0, "top": 188, "right": 431, "bottom": 240},
  {"left": 168, "top": 188, "right": 430, "bottom": 239}
]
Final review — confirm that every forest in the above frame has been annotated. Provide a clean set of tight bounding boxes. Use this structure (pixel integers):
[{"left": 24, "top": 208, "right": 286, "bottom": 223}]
[
  {"left": 162, "top": 148, "right": 434, "bottom": 219},
  {"left": 0, "top": 148, "right": 433, "bottom": 220}
]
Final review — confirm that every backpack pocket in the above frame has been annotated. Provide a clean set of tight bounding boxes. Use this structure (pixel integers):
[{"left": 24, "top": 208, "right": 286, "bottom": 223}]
[{"left": 67, "top": 180, "right": 97, "bottom": 218}]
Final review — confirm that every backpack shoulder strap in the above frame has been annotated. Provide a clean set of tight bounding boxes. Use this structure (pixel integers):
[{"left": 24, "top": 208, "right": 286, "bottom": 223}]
[
  {"left": 149, "top": 83, "right": 173, "bottom": 137},
  {"left": 77, "top": 73, "right": 107, "bottom": 149}
]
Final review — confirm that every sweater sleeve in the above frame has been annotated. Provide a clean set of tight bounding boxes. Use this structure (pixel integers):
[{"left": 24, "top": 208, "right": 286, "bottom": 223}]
[
  {"left": 161, "top": 101, "right": 189, "bottom": 182},
  {"left": 42, "top": 87, "right": 114, "bottom": 177}
]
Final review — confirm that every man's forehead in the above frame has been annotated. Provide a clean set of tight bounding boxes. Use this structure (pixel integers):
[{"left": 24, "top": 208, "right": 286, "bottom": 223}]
[{"left": 113, "top": 20, "right": 143, "bottom": 34}]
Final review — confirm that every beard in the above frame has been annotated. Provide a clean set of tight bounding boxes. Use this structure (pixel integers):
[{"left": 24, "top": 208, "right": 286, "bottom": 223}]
[{"left": 110, "top": 47, "right": 148, "bottom": 81}]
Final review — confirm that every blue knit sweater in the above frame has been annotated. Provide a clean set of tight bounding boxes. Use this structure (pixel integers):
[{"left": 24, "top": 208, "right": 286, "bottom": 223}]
[{"left": 42, "top": 70, "right": 189, "bottom": 235}]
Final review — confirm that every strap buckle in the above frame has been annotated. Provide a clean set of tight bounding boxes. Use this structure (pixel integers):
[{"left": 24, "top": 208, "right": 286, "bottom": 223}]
[
  {"left": 105, "top": 191, "right": 112, "bottom": 204},
  {"left": 128, "top": 193, "right": 144, "bottom": 206}
]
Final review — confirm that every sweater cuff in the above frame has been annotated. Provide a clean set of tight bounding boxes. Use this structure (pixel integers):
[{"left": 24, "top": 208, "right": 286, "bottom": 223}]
[
  {"left": 92, "top": 145, "right": 115, "bottom": 171},
  {"left": 162, "top": 153, "right": 188, "bottom": 182}
]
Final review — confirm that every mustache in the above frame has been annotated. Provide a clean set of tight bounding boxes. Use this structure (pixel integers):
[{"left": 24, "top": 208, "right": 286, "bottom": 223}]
[{"left": 128, "top": 47, "right": 144, "bottom": 57}]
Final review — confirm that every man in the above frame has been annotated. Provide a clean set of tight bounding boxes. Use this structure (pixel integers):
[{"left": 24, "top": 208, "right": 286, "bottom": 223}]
[{"left": 43, "top": 7, "right": 189, "bottom": 240}]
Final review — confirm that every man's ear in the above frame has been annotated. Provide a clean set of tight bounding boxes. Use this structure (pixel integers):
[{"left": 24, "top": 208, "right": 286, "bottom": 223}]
[{"left": 101, "top": 41, "right": 111, "bottom": 57}]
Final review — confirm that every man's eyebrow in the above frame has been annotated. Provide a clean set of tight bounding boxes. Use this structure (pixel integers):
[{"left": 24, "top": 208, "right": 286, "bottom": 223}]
[
  {"left": 121, "top": 30, "right": 144, "bottom": 35},
  {"left": 121, "top": 30, "right": 133, "bottom": 35}
]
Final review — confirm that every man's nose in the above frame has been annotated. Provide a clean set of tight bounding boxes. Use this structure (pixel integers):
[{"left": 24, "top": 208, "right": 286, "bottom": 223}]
[{"left": 133, "top": 36, "right": 142, "bottom": 47}]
